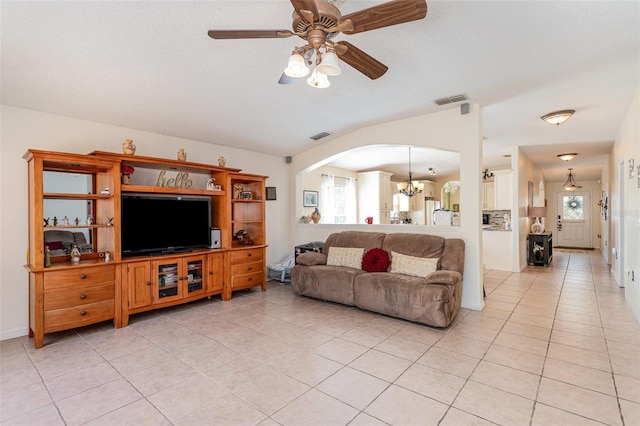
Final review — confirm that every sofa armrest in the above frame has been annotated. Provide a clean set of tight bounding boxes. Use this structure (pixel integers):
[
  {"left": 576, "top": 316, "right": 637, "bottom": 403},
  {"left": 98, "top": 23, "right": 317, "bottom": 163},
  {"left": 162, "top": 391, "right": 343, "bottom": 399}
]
[
  {"left": 424, "top": 270, "right": 462, "bottom": 286},
  {"left": 296, "top": 252, "right": 327, "bottom": 266}
]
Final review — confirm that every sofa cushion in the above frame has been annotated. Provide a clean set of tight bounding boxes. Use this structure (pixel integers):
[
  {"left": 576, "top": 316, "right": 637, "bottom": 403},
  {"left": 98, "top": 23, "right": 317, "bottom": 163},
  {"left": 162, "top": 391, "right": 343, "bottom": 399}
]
[
  {"left": 323, "top": 231, "right": 386, "bottom": 254},
  {"left": 362, "top": 248, "right": 390, "bottom": 272},
  {"left": 390, "top": 251, "right": 439, "bottom": 278},
  {"left": 296, "top": 252, "right": 327, "bottom": 266},
  {"left": 326, "top": 247, "right": 364, "bottom": 269}
]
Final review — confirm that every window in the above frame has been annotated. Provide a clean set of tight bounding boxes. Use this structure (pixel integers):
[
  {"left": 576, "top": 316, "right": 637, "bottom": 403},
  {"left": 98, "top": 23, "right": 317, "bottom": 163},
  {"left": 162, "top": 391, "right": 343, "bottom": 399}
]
[
  {"left": 320, "top": 175, "right": 356, "bottom": 224},
  {"left": 562, "top": 195, "right": 584, "bottom": 220}
]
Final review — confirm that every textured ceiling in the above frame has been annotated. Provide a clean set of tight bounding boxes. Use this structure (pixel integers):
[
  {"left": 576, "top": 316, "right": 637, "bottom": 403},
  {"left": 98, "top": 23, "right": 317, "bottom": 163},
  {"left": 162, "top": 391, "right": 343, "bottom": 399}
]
[{"left": 2, "top": 1, "right": 638, "bottom": 182}]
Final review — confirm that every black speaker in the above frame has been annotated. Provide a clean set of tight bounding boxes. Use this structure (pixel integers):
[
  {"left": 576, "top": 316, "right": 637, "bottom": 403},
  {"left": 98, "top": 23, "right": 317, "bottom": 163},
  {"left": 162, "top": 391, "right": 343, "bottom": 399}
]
[
  {"left": 210, "top": 227, "right": 221, "bottom": 249},
  {"left": 461, "top": 103, "right": 470, "bottom": 115},
  {"left": 285, "top": 156, "right": 292, "bottom": 163}
]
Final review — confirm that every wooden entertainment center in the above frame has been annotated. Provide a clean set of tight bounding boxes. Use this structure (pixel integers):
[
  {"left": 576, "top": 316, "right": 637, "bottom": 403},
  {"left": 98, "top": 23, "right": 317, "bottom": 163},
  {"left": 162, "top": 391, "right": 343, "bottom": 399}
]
[{"left": 24, "top": 149, "right": 267, "bottom": 348}]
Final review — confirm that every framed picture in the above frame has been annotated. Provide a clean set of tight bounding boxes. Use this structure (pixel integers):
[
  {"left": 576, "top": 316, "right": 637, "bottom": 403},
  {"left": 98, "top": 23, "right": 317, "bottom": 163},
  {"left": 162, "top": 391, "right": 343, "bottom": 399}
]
[
  {"left": 240, "top": 191, "right": 252, "bottom": 200},
  {"left": 266, "top": 186, "right": 277, "bottom": 201},
  {"left": 303, "top": 190, "right": 318, "bottom": 207}
]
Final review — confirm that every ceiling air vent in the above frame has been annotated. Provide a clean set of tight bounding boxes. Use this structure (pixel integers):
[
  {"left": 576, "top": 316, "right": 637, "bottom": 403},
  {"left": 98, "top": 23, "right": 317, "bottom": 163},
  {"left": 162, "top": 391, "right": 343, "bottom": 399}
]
[
  {"left": 310, "top": 131, "right": 332, "bottom": 141},
  {"left": 434, "top": 94, "right": 468, "bottom": 106}
]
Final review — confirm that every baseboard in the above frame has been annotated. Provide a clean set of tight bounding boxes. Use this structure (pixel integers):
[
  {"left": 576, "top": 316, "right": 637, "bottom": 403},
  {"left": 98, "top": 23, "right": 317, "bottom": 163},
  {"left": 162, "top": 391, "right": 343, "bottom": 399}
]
[
  {"left": 1, "top": 327, "right": 29, "bottom": 342},
  {"left": 554, "top": 246, "right": 595, "bottom": 250}
]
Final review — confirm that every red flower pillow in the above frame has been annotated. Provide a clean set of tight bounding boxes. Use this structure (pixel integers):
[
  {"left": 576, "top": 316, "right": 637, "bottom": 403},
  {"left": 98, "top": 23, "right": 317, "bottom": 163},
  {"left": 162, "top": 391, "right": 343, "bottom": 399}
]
[{"left": 362, "top": 248, "right": 390, "bottom": 272}]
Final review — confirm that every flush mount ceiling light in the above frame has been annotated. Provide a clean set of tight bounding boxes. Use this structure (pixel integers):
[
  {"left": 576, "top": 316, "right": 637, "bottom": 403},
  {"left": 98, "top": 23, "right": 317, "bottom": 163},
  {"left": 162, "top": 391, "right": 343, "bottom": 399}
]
[
  {"left": 563, "top": 168, "right": 583, "bottom": 191},
  {"left": 557, "top": 153, "right": 578, "bottom": 161},
  {"left": 397, "top": 147, "right": 424, "bottom": 198},
  {"left": 541, "top": 109, "right": 575, "bottom": 125}
]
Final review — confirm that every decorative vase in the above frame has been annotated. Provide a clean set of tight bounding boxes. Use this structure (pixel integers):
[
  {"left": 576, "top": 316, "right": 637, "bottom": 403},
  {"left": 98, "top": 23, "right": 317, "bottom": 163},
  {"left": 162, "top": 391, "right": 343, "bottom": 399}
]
[
  {"left": 311, "top": 208, "right": 321, "bottom": 224},
  {"left": 177, "top": 149, "right": 187, "bottom": 161},
  {"left": 218, "top": 156, "right": 226, "bottom": 167},
  {"left": 531, "top": 217, "right": 544, "bottom": 234},
  {"left": 122, "top": 139, "right": 136, "bottom": 155},
  {"left": 121, "top": 175, "right": 131, "bottom": 185}
]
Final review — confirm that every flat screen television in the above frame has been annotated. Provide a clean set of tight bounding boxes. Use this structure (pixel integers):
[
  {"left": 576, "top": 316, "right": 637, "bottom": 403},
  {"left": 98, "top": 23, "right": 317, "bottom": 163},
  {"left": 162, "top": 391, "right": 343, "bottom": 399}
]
[{"left": 121, "top": 194, "right": 211, "bottom": 257}]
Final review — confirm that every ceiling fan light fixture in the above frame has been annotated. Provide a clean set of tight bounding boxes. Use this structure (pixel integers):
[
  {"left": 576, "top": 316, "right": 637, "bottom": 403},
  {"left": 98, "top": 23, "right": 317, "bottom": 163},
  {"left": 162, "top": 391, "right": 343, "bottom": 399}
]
[
  {"left": 316, "top": 50, "right": 342, "bottom": 76},
  {"left": 562, "top": 168, "right": 583, "bottom": 191},
  {"left": 284, "top": 53, "right": 310, "bottom": 78},
  {"left": 541, "top": 109, "right": 575, "bottom": 125},
  {"left": 557, "top": 153, "right": 578, "bottom": 161},
  {"left": 307, "top": 68, "right": 330, "bottom": 88}
]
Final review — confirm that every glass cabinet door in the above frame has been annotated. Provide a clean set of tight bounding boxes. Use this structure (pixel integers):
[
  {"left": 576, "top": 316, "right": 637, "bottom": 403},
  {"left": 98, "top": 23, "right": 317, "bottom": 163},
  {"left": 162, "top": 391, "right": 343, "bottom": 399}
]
[
  {"left": 156, "top": 261, "right": 180, "bottom": 301},
  {"left": 185, "top": 258, "right": 204, "bottom": 295}
]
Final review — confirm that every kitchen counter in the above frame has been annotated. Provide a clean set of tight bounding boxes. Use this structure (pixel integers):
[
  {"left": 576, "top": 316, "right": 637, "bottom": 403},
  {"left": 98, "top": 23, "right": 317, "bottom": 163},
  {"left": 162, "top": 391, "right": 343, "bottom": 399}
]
[
  {"left": 483, "top": 228, "right": 514, "bottom": 271},
  {"left": 483, "top": 225, "right": 511, "bottom": 231}
]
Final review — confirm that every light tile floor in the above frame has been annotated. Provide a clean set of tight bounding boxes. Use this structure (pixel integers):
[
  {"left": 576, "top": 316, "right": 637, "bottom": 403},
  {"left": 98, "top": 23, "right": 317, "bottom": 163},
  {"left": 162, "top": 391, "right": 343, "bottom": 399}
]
[{"left": 1, "top": 249, "right": 639, "bottom": 425}]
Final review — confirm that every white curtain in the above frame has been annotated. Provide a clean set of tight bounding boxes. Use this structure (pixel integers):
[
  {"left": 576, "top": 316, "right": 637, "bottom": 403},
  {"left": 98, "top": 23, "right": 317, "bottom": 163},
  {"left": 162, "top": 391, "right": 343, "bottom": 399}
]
[
  {"left": 320, "top": 174, "right": 335, "bottom": 224},
  {"left": 345, "top": 177, "right": 356, "bottom": 223}
]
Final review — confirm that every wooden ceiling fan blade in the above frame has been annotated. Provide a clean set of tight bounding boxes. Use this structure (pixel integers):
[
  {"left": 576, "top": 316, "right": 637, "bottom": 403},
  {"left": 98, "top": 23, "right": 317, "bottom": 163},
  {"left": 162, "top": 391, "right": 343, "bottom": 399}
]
[
  {"left": 290, "top": 0, "right": 319, "bottom": 23},
  {"left": 338, "top": 0, "right": 427, "bottom": 34},
  {"left": 334, "top": 41, "right": 388, "bottom": 80},
  {"left": 207, "top": 29, "right": 293, "bottom": 39}
]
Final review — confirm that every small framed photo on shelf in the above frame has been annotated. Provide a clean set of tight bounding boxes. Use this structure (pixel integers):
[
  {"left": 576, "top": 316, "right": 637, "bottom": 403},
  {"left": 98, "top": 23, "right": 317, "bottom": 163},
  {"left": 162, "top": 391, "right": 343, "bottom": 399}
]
[
  {"left": 303, "top": 190, "right": 318, "bottom": 207},
  {"left": 240, "top": 191, "right": 253, "bottom": 200},
  {"left": 266, "top": 187, "right": 277, "bottom": 201}
]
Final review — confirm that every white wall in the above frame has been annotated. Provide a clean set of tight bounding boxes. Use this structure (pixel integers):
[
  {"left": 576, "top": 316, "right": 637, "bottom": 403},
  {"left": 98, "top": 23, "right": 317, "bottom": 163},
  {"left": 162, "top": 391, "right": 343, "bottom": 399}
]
[
  {"left": 514, "top": 148, "right": 545, "bottom": 271},
  {"left": 0, "top": 105, "right": 291, "bottom": 340},
  {"left": 611, "top": 87, "right": 640, "bottom": 322},
  {"left": 289, "top": 105, "right": 485, "bottom": 311}
]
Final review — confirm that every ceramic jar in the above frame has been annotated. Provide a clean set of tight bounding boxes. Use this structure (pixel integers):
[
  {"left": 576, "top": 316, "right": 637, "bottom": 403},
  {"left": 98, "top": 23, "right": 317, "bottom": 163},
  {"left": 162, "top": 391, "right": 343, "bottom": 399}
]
[
  {"left": 311, "top": 208, "right": 321, "bottom": 224},
  {"left": 177, "top": 149, "right": 187, "bottom": 161},
  {"left": 122, "top": 139, "right": 136, "bottom": 155}
]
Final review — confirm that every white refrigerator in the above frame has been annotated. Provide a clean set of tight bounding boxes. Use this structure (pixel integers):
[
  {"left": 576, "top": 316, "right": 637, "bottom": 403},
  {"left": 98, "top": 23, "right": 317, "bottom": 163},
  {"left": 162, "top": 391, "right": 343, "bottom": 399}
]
[{"left": 425, "top": 199, "right": 441, "bottom": 225}]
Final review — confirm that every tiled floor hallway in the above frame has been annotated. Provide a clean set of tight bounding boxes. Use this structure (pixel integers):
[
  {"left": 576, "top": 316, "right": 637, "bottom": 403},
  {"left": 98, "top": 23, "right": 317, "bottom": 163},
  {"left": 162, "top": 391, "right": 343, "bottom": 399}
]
[{"left": 1, "top": 249, "right": 639, "bottom": 425}]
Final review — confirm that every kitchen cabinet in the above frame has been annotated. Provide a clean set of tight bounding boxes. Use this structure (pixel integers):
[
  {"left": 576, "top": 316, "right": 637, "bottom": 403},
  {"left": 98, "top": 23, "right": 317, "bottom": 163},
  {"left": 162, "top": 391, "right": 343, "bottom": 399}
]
[
  {"left": 494, "top": 170, "right": 512, "bottom": 210},
  {"left": 358, "top": 171, "right": 393, "bottom": 224},
  {"left": 483, "top": 182, "right": 495, "bottom": 210}
]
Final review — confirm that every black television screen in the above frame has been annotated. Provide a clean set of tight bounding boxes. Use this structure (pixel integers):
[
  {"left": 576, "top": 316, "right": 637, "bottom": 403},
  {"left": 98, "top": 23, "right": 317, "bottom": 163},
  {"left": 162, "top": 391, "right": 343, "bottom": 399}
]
[{"left": 121, "top": 194, "right": 211, "bottom": 256}]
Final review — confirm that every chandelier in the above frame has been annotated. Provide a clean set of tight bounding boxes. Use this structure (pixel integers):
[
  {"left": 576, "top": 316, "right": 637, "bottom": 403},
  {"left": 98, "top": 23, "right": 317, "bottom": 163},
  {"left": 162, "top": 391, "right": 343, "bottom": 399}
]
[
  {"left": 562, "top": 168, "right": 583, "bottom": 191},
  {"left": 397, "top": 147, "right": 424, "bottom": 198}
]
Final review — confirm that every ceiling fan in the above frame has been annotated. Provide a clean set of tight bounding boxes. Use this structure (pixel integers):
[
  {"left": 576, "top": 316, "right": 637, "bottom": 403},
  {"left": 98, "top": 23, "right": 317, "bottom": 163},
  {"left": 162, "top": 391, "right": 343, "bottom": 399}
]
[{"left": 208, "top": 0, "right": 428, "bottom": 88}]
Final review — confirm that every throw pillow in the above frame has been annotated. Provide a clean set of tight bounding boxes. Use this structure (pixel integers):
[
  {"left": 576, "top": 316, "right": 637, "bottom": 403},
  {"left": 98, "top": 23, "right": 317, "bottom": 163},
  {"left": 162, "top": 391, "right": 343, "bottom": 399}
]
[
  {"left": 326, "top": 247, "right": 365, "bottom": 269},
  {"left": 390, "top": 251, "right": 439, "bottom": 278},
  {"left": 296, "top": 252, "right": 327, "bottom": 266},
  {"left": 362, "top": 248, "right": 390, "bottom": 272}
]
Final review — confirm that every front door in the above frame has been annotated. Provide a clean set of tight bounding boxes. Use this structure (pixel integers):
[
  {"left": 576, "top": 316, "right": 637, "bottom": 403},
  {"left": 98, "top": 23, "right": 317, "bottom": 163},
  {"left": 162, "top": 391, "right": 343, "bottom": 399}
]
[{"left": 557, "top": 191, "right": 592, "bottom": 248}]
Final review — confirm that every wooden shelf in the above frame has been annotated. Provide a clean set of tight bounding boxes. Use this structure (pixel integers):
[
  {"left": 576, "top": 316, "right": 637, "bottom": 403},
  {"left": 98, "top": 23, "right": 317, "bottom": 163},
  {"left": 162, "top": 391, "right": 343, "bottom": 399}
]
[
  {"left": 43, "top": 193, "right": 113, "bottom": 200},
  {"left": 44, "top": 225, "right": 115, "bottom": 230},
  {"left": 121, "top": 185, "right": 225, "bottom": 196}
]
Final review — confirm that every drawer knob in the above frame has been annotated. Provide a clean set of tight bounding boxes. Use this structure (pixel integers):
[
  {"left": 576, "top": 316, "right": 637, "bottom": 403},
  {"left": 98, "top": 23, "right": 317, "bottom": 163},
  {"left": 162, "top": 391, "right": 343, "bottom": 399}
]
[
  {"left": 80, "top": 294, "right": 87, "bottom": 300},
  {"left": 146, "top": 281, "right": 151, "bottom": 286},
  {"left": 209, "top": 272, "right": 214, "bottom": 275},
  {"left": 80, "top": 274, "right": 87, "bottom": 279},
  {"left": 80, "top": 311, "right": 87, "bottom": 316},
  {"left": 248, "top": 267, "right": 252, "bottom": 271},
  {"left": 248, "top": 277, "right": 253, "bottom": 282},
  {"left": 247, "top": 253, "right": 252, "bottom": 257}
]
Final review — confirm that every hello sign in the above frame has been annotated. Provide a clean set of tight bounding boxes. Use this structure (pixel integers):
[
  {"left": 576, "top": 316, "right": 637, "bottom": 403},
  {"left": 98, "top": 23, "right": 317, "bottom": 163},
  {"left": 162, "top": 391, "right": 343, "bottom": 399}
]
[{"left": 156, "top": 170, "right": 193, "bottom": 189}]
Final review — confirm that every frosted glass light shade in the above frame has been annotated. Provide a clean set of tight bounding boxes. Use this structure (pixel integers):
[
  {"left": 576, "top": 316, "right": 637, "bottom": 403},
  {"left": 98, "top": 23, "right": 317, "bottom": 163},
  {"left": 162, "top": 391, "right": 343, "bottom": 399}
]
[
  {"left": 284, "top": 54, "right": 309, "bottom": 78},
  {"left": 316, "top": 51, "right": 342, "bottom": 76},
  {"left": 307, "top": 68, "right": 330, "bottom": 88}
]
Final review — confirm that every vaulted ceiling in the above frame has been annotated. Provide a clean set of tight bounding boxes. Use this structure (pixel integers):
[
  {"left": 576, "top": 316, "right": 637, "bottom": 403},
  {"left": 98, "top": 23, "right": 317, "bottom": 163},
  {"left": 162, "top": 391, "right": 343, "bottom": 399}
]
[{"left": 2, "top": 1, "right": 638, "bottom": 183}]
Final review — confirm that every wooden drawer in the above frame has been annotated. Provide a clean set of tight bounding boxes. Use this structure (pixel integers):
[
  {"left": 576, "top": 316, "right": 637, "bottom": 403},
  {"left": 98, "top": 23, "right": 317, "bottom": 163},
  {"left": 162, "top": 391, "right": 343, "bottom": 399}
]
[
  {"left": 44, "top": 266, "right": 115, "bottom": 291},
  {"left": 231, "top": 261, "right": 263, "bottom": 276},
  {"left": 45, "top": 284, "right": 114, "bottom": 310},
  {"left": 230, "top": 248, "right": 263, "bottom": 265},
  {"left": 44, "top": 299, "right": 114, "bottom": 333},
  {"left": 231, "top": 271, "right": 264, "bottom": 289}
]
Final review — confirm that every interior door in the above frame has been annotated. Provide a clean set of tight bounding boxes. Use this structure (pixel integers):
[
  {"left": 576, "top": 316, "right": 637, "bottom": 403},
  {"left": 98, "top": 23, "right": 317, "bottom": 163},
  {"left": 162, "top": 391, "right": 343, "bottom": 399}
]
[{"left": 557, "top": 191, "right": 592, "bottom": 248}]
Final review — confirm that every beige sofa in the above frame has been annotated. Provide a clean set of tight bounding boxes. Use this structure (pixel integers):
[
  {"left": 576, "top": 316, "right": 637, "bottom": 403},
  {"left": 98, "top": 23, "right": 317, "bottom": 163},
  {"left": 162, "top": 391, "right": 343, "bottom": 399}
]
[{"left": 291, "top": 231, "right": 465, "bottom": 327}]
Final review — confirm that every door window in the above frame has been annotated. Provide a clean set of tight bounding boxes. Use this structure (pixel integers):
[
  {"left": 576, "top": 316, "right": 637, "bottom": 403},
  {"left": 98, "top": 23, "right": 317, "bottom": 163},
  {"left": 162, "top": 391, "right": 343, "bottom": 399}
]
[{"left": 562, "top": 195, "right": 584, "bottom": 221}]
